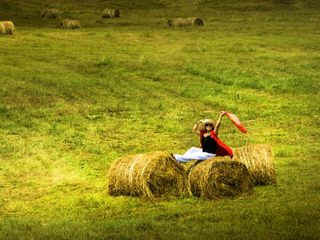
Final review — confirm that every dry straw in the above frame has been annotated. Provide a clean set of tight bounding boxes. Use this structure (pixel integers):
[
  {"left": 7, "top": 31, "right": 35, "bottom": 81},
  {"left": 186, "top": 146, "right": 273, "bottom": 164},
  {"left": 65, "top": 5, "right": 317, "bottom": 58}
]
[
  {"left": 60, "top": 19, "right": 81, "bottom": 29},
  {"left": 41, "top": 8, "right": 60, "bottom": 18},
  {"left": 102, "top": 9, "right": 120, "bottom": 18},
  {"left": 108, "top": 151, "right": 187, "bottom": 199},
  {"left": 0, "top": 21, "right": 15, "bottom": 35},
  {"left": 167, "top": 17, "right": 205, "bottom": 27},
  {"left": 183, "top": 160, "right": 202, "bottom": 175},
  {"left": 188, "top": 157, "right": 254, "bottom": 200},
  {"left": 234, "top": 144, "right": 276, "bottom": 185}
]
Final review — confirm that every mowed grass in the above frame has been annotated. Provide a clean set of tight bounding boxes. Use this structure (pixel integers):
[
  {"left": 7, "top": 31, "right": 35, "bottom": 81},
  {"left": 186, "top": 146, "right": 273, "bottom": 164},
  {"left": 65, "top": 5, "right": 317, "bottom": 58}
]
[{"left": 0, "top": 0, "right": 320, "bottom": 239}]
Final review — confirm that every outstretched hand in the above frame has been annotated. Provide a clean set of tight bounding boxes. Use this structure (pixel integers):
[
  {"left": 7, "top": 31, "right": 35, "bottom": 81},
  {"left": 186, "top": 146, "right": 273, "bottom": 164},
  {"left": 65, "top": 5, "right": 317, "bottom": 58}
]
[{"left": 220, "top": 111, "right": 226, "bottom": 116}]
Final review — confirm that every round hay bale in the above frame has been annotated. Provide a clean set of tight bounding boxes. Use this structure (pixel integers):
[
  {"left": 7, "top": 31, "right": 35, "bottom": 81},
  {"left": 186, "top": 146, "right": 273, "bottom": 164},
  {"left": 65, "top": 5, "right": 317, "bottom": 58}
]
[
  {"left": 188, "top": 157, "right": 254, "bottom": 200},
  {"left": 59, "top": 19, "right": 81, "bottom": 29},
  {"left": 0, "top": 21, "right": 15, "bottom": 35},
  {"left": 167, "top": 17, "right": 204, "bottom": 27},
  {"left": 108, "top": 151, "right": 187, "bottom": 198},
  {"left": 41, "top": 8, "right": 60, "bottom": 18},
  {"left": 234, "top": 144, "right": 276, "bottom": 185},
  {"left": 191, "top": 17, "right": 205, "bottom": 26},
  {"left": 102, "top": 9, "right": 120, "bottom": 18}
]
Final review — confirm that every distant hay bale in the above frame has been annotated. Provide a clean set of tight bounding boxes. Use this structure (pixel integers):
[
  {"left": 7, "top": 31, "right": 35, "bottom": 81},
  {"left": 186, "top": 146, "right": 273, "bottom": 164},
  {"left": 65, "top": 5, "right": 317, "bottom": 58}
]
[
  {"left": 102, "top": 9, "right": 120, "bottom": 18},
  {"left": 234, "top": 144, "right": 276, "bottom": 185},
  {"left": 59, "top": 19, "right": 81, "bottom": 29},
  {"left": 41, "top": 8, "right": 60, "bottom": 18},
  {"left": 108, "top": 151, "right": 187, "bottom": 198},
  {"left": 167, "top": 17, "right": 204, "bottom": 27},
  {"left": 0, "top": 21, "right": 15, "bottom": 35},
  {"left": 188, "top": 157, "right": 254, "bottom": 200}
]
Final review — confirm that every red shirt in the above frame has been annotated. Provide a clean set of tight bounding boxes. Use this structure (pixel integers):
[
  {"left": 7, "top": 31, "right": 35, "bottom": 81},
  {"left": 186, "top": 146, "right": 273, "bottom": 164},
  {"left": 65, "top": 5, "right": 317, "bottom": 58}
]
[{"left": 200, "top": 130, "right": 233, "bottom": 158}]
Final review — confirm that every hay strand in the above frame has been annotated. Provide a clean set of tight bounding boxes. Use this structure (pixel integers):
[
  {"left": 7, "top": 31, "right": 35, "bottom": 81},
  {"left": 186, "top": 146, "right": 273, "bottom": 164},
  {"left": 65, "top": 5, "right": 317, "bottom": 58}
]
[
  {"left": 188, "top": 157, "right": 254, "bottom": 200},
  {"left": 108, "top": 151, "right": 187, "bottom": 198},
  {"left": 167, "top": 17, "right": 204, "bottom": 27},
  {"left": 234, "top": 144, "right": 276, "bottom": 185}
]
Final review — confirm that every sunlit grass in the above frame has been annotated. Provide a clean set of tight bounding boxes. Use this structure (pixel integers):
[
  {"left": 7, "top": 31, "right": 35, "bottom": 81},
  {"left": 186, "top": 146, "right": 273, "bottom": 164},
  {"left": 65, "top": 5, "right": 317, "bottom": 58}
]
[{"left": 0, "top": 0, "right": 319, "bottom": 239}]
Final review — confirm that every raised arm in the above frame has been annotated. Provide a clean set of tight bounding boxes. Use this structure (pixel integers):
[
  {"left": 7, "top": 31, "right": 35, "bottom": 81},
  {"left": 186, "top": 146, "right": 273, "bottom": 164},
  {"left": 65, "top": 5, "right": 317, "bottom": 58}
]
[
  {"left": 193, "top": 119, "right": 203, "bottom": 135},
  {"left": 214, "top": 111, "right": 226, "bottom": 135}
]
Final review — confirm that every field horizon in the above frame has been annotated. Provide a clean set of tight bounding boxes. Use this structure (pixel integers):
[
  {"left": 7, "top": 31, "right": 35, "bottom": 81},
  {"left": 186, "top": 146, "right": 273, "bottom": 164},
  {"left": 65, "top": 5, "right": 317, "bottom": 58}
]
[{"left": 1, "top": 0, "right": 319, "bottom": 239}]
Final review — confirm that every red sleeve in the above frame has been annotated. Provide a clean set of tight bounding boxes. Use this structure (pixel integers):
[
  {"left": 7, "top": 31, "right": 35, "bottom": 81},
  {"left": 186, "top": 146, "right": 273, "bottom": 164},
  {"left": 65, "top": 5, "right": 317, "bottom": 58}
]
[{"left": 210, "top": 131, "right": 234, "bottom": 158}]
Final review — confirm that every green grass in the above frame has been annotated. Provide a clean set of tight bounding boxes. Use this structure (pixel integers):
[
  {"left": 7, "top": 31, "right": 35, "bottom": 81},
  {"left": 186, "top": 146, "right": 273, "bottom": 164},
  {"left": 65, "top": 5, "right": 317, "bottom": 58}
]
[{"left": 0, "top": 0, "right": 320, "bottom": 239}]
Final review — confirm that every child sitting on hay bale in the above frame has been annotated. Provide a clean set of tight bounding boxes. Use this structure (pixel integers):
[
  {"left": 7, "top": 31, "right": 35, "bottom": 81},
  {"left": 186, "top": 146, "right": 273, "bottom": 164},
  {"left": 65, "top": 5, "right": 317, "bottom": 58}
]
[{"left": 174, "top": 111, "right": 233, "bottom": 162}]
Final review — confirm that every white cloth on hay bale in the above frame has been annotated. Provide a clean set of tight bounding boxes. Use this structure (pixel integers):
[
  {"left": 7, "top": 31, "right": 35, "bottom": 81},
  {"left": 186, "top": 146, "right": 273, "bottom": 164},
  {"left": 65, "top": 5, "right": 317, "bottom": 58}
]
[{"left": 174, "top": 147, "right": 215, "bottom": 163}]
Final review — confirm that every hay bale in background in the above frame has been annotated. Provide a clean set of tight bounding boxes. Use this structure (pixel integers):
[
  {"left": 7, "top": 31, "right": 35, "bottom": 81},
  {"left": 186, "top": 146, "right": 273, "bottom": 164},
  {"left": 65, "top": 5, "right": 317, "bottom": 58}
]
[
  {"left": 108, "top": 151, "right": 187, "bottom": 198},
  {"left": 0, "top": 21, "right": 15, "bottom": 35},
  {"left": 59, "top": 19, "right": 81, "bottom": 29},
  {"left": 167, "top": 17, "right": 204, "bottom": 27},
  {"left": 41, "top": 8, "right": 60, "bottom": 18},
  {"left": 102, "top": 9, "right": 120, "bottom": 18},
  {"left": 188, "top": 157, "right": 254, "bottom": 200},
  {"left": 234, "top": 144, "right": 276, "bottom": 185}
]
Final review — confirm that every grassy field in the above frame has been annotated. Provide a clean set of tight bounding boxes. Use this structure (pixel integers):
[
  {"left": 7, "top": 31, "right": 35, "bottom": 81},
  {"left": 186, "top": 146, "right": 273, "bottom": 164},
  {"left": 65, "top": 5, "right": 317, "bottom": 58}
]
[{"left": 0, "top": 0, "right": 319, "bottom": 239}]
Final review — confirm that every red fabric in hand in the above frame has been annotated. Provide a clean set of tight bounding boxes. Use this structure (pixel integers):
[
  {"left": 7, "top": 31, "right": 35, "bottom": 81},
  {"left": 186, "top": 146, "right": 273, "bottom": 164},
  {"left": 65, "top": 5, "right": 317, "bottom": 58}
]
[{"left": 225, "top": 112, "right": 247, "bottom": 134}]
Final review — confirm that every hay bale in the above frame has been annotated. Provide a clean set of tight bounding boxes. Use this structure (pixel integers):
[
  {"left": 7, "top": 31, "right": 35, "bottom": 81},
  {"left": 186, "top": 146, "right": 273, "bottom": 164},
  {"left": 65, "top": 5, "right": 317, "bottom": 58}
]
[
  {"left": 167, "top": 17, "right": 204, "bottom": 27},
  {"left": 102, "top": 9, "right": 120, "bottom": 18},
  {"left": 108, "top": 151, "right": 187, "bottom": 198},
  {"left": 234, "top": 144, "right": 276, "bottom": 185},
  {"left": 0, "top": 21, "right": 15, "bottom": 35},
  {"left": 59, "top": 19, "right": 81, "bottom": 29},
  {"left": 41, "top": 8, "right": 60, "bottom": 18},
  {"left": 188, "top": 157, "right": 254, "bottom": 200}
]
